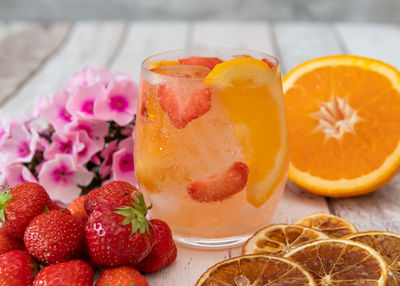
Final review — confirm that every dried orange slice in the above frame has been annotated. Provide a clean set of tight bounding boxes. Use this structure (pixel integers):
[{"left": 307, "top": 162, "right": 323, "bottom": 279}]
[
  {"left": 206, "top": 57, "right": 288, "bottom": 207},
  {"left": 295, "top": 212, "right": 357, "bottom": 238},
  {"left": 283, "top": 55, "right": 400, "bottom": 197},
  {"left": 243, "top": 224, "right": 328, "bottom": 256},
  {"left": 195, "top": 254, "right": 317, "bottom": 286},
  {"left": 284, "top": 239, "right": 388, "bottom": 285},
  {"left": 345, "top": 231, "right": 400, "bottom": 286}
]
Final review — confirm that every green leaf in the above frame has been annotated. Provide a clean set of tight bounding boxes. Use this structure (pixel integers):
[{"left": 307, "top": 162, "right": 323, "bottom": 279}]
[
  {"left": 113, "top": 193, "right": 153, "bottom": 236},
  {"left": 60, "top": 208, "right": 66, "bottom": 213},
  {"left": 44, "top": 205, "right": 49, "bottom": 212},
  {"left": 0, "top": 187, "right": 13, "bottom": 222}
]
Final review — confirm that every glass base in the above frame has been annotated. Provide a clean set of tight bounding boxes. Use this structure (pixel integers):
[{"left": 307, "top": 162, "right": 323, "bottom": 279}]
[{"left": 173, "top": 233, "right": 252, "bottom": 249}]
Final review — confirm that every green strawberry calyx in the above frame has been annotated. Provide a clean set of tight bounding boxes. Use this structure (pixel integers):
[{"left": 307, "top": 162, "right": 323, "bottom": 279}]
[
  {"left": 0, "top": 185, "right": 13, "bottom": 222},
  {"left": 114, "top": 192, "right": 152, "bottom": 235}
]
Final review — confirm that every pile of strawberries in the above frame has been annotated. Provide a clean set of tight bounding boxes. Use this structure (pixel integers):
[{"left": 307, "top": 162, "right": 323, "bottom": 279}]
[{"left": 0, "top": 181, "right": 177, "bottom": 285}]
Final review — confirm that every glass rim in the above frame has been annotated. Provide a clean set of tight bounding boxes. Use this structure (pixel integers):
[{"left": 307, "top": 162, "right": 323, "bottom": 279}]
[{"left": 141, "top": 47, "right": 280, "bottom": 81}]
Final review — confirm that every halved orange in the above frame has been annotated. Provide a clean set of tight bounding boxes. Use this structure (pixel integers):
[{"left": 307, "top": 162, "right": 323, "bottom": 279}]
[
  {"left": 284, "top": 239, "right": 388, "bottom": 285},
  {"left": 195, "top": 254, "right": 317, "bottom": 285},
  {"left": 295, "top": 212, "right": 357, "bottom": 238},
  {"left": 242, "top": 224, "right": 328, "bottom": 256},
  {"left": 283, "top": 55, "right": 400, "bottom": 197},
  {"left": 345, "top": 231, "right": 400, "bottom": 285},
  {"left": 206, "top": 57, "right": 288, "bottom": 207}
]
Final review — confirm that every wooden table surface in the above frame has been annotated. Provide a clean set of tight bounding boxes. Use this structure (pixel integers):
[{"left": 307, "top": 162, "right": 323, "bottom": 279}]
[{"left": 1, "top": 21, "right": 400, "bottom": 285}]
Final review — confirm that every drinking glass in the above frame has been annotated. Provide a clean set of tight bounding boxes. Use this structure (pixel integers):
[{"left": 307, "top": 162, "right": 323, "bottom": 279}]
[{"left": 134, "top": 48, "right": 288, "bottom": 249}]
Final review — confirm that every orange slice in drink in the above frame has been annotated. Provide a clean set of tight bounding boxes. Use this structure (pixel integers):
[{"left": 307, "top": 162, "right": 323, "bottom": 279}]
[
  {"left": 295, "top": 212, "right": 357, "bottom": 238},
  {"left": 151, "top": 60, "right": 179, "bottom": 69},
  {"left": 283, "top": 55, "right": 400, "bottom": 197},
  {"left": 344, "top": 231, "right": 400, "bottom": 286},
  {"left": 242, "top": 224, "right": 328, "bottom": 256},
  {"left": 284, "top": 239, "right": 388, "bottom": 285},
  {"left": 206, "top": 57, "right": 288, "bottom": 207},
  {"left": 195, "top": 254, "right": 317, "bottom": 286}
]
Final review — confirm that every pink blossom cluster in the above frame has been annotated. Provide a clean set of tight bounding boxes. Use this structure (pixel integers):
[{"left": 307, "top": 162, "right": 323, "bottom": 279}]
[{"left": 0, "top": 67, "right": 138, "bottom": 204}]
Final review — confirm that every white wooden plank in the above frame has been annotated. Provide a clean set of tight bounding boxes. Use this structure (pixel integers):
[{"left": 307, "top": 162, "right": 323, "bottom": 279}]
[
  {"left": 1, "top": 21, "right": 125, "bottom": 118},
  {"left": 146, "top": 247, "right": 230, "bottom": 286},
  {"left": 336, "top": 23, "right": 400, "bottom": 70},
  {"left": 0, "top": 23, "right": 70, "bottom": 105},
  {"left": 191, "top": 20, "right": 275, "bottom": 54},
  {"left": 274, "top": 22, "right": 343, "bottom": 73},
  {"left": 272, "top": 22, "right": 334, "bottom": 216},
  {"left": 328, "top": 23, "right": 400, "bottom": 231},
  {"left": 111, "top": 21, "right": 188, "bottom": 78}
]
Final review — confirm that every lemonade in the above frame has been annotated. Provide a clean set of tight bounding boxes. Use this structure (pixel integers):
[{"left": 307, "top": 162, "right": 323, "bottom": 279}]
[{"left": 134, "top": 49, "right": 288, "bottom": 248}]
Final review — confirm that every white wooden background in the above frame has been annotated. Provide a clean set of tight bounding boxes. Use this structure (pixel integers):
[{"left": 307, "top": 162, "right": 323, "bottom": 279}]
[{"left": 1, "top": 21, "right": 400, "bottom": 285}]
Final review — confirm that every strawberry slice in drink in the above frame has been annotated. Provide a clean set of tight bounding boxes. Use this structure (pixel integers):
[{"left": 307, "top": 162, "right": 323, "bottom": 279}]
[
  {"left": 187, "top": 162, "right": 249, "bottom": 202},
  {"left": 178, "top": 56, "right": 223, "bottom": 70},
  {"left": 151, "top": 65, "right": 210, "bottom": 79},
  {"left": 154, "top": 65, "right": 212, "bottom": 128}
]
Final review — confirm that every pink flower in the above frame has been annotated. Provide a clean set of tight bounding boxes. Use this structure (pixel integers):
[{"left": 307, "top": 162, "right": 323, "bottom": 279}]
[
  {"left": 64, "top": 118, "right": 108, "bottom": 150},
  {"left": 38, "top": 154, "right": 93, "bottom": 204},
  {"left": 0, "top": 112, "right": 10, "bottom": 147},
  {"left": 65, "top": 67, "right": 114, "bottom": 90},
  {"left": 45, "top": 130, "right": 101, "bottom": 167},
  {"left": 32, "top": 95, "right": 50, "bottom": 118},
  {"left": 111, "top": 136, "right": 137, "bottom": 186},
  {"left": 99, "top": 140, "right": 118, "bottom": 179},
  {"left": 94, "top": 80, "right": 137, "bottom": 125},
  {"left": 0, "top": 154, "right": 7, "bottom": 185},
  {"left": 66, "top": 83, "right": 105, "bottom": 119},
  {"left": 4, "top": 163, "right": 38, "bottom": 187},
  {"left": 41, "top": 89, "right": 73, "bottom": 132},
  {"left": 1, "top": 123, "right": 39, "bottom": 164}
]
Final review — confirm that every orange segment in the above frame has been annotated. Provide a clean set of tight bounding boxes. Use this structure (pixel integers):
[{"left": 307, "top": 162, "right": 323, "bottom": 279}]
[
  {"left": 151, "top": 60, "right": 179, "bottom": 69},
  {"left": 284, "top": 239, "right": 388, "bottom": 285},
  {"left": 344, "top": 231, "right": 400, "bottom": 286},
  {"left": 283, "top": 55, "right": 400, "bottom": 197},
  {"left": 195, "top": 254, "right": 317, "bottom": 286},
  {"left": 242, "top": 224, "right": 328, "bottom": 256},
  {"left": 206, "top": 57, "right": 288, "bottom": 207},
  {"left": 295, "top": 212, "right": 358, "bottom": 238}
]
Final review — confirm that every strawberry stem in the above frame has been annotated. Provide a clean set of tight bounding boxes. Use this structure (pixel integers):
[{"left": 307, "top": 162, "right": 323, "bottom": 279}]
[
  {"left": 0, "top": 185, "right": 13, "bottom": 222},
  {"left": 114, "top": 193, "right": 152, "bottom": 235}
]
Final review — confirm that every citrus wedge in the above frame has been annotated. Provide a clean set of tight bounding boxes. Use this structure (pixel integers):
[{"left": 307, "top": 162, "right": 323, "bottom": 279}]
[
  {"left": 195, "top": 254, "right": 317, "bottom": 286},
  {"left": 283, "top": 55, "right": 400, "bottom": 197},
  {"left": 206, "top": 57, "right": 288, "bottom": 207},
  {"left": 295, "top": 212, "right": 357, "bottom": 238},
  {"left": 345, "top": 231, "right": 400, "bottom": 286},
  {"left": 151, "top": 60, "right": 179, "bottom": 69},
  {"left": 242, "top": 224, "right": 328, "bottom": 256},
  {"left": 284, "top": 239, "right": 388, "bottom": 285}
]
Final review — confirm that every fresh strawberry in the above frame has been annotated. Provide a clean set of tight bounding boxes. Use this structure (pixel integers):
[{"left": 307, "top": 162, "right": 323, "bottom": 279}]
[
  {"left": 0, "top": 182, "right": 52, "bottom": 239},
  {"left": 178, "top": 56, "right": 223, "bottom": 70},
  {"left": 95, "top": 266, "right": 148, "bottom": 286},
  {"left": 0, "top": 250, "right": 38, "bottom": 285},
  {"left": 158, "top": 79, "right": 211, "bottom": 128},
  {"left": 68, "top": 196, "right": 88, "bottom": 218},
  {"left": 33, "top": 260, "right": 93, "bottom": 286},
  {"left": 84, "top": 181, "right": 138, "bottom": 215},
  {"left": 24, "top": 210, "right": 85, "bottom": 265},
  {"left": 0, "top": 228, "right": 24, "bottom": 255},
  {"left": 187, "top": 161, "right": 249, "bottom": 202},
  {"left": 136, "top": 219, "right": 177, "bottom": 273},
  {"left": 151, "top": 65, "right": 210, "bottom": 78},
  {"left": 85, "top": 193, "right": 155, "bottom": 267}
]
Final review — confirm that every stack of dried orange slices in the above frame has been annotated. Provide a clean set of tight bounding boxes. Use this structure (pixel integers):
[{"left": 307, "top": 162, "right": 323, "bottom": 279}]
[{"left": 195, "top": 213, "right": 400, "bottom": 285}]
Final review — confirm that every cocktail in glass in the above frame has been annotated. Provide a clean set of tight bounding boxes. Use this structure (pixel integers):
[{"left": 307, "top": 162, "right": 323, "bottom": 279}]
[{"left": 134, "top": 48, "right": 288, "bottom": 248}]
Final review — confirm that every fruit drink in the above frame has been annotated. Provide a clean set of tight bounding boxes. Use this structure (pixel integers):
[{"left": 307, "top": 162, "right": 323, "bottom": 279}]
[{"left": 134, "top": 49, "right": 288, "bottom": 248}]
